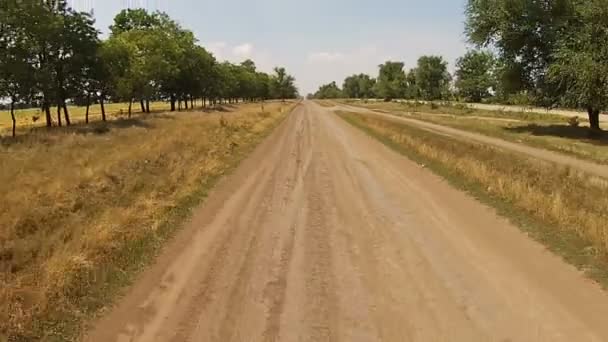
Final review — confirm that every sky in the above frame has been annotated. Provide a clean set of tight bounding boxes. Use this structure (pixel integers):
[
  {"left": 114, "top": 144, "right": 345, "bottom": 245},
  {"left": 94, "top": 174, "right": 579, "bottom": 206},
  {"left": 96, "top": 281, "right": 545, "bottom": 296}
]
[{"left": 76, "top": 0, "right": 470, "bottom": 95}]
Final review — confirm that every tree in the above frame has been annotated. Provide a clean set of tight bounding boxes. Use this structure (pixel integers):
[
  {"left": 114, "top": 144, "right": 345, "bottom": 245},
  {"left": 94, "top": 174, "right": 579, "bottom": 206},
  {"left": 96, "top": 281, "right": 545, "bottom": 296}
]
[
  {"left": 415, "top": 56, "right": 451, "bottom": 101},
  {"left": 455, "top": 50, "right": 497, "bottom": 102},
  {"left": 548, "top": 0, "right": 608, "bottom": 131},
  {"left": 343, "top": 74, "right": 376, "bottom": 99},
  {"left": 110, "top": 8, "right": 161, "bottom": 36},
  {"left": 270, "top": 67, "right": 298, "bottom": 101},
  {"left": 98, "top": 36, "right": 137, "bottom": 118},
  {"left": 1, "top": 5, "right": 294, "bottom": 137},
  {"left": 6, "top": 1, "right": 99, "bottom": 127},
  {"left": 53, "top": 7, "right": 99, "bottom": 125},
  {"left": 465, "top": 0, "right": 576, "bottom": 106},
  {"left": 373, "top": 61, "right": 407, "bottom": 101},
  {"left": 314, "top": 82, "right": 343, "bottom": 99},
  {"left": 404, "top": 69, "right": 419, "bottom": 99},
  {"left": 0, "top": 4, "right": 35, "bottom": 136}
]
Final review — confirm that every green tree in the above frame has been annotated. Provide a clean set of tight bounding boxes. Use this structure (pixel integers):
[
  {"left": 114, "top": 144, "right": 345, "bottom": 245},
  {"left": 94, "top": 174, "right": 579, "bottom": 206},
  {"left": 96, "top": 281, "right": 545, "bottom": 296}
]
[
  {"left": 271, "top": 67, "right": 298, "bottom": 101},
  {"left": 415, "top": 56, "right": 451, "bottom": 101},
  {"left": 0, "top": 3, "right": 36, "bottom": 136},
  {"left": 54, "top": 7, "right": 99, "bottom": 125},
  {"left": 549, "top": 0, "right": 608, "bottom": 131},
  {"left": 98, "top": 36, "right": 138, "bottom": 117},
  {"left": 465, "top": 0, "right": 576, "bottom": 106},
  {"left": 404, "top": 69, "right": 419, "bottom": 99},
  {"left": 314, "top": 82, "right": 343, "bottom": 99},
  {"left": 11, "top": 1, "right": 67, "bottom": 127},
  {"left": 373, "top": 61, "right": 407, "bottom": 101},
  {"left": 343, "top": 74, "right": 376, "bottom": 99},
  {"left": 110, "top": 8, "right": 162, "bottom": 36},
  {"left": 455, "top": 50, "right": 497, "bottom": 102}
]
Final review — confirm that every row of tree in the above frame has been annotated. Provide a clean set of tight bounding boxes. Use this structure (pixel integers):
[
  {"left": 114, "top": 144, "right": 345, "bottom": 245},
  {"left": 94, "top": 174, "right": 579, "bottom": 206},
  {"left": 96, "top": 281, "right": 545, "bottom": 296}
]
[
  {"left": 311, "top": 56, "right": 452, "bottom": 102},
  {"left": 313, "top": 0, "right": 608, "bottom": 130},
  {"left": 0, "top": 1, "right": 298, "bottom": 136},
  {"left": 467, "top": 0, "right": 608, "bottom": 130}
]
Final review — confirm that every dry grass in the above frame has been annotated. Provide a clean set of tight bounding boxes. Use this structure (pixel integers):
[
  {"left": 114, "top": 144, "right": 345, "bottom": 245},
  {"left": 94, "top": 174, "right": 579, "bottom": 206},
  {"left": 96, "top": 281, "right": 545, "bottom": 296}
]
[
  {"left": 0, "top": 102, "right": 294, "bottom": 340},
  {"left": 339, "top": 110, "right": 608, "bottom": 284},
  {"left": 341, "top": 100, "right": 608, "bottom": 164}
]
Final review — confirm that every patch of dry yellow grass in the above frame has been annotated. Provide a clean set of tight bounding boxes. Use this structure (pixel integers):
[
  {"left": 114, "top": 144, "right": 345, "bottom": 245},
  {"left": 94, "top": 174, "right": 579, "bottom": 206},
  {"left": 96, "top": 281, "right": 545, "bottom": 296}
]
[{"left": 0, "top": 102, "right": 294, "bottom": 339}]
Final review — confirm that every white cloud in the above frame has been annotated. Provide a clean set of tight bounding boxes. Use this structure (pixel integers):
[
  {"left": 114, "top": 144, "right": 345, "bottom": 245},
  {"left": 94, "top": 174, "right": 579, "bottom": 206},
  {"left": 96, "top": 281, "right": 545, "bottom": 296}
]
[
  {"left": 202, "top": 41, "right": 273, "bottom": 72},
  {"left": 233, "top": 43, "right": 254, "bottom": 58},
  {"left": 207, "top": 41, "right": 228, "bottom": 59},
  {"left": 307, "top": 52, "right": 345, "bottom": 63}
]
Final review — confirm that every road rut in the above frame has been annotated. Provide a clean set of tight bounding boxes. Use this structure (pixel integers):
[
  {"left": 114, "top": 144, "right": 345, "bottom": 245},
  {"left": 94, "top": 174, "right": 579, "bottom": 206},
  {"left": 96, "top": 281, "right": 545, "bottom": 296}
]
[{"left": 86, "top": 101, "right": 608, "bottom": 342}]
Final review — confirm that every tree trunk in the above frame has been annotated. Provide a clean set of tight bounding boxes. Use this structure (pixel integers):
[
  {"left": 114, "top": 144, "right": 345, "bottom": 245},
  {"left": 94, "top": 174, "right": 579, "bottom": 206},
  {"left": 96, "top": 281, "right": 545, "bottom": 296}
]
[
  {"left": 170, "top": 95, "right": 176, "bottom": 111},
  {"left": 100, "top": 96, "right": 106, "bottom": 121},
  {"left": 146, "top": 99, "right": 150, "bottom": 113},
  {"left": 85, "top": 94, "right": 91, "bottom": 124},
  {"left": 140, "top": 99, "right": 146, "bottom": 113},
  {"left": 190, "top": 95, "right": 194, "bottom": 108},
  {"left": 57, "top": 104, "right": 62, "bottom": 127},
  {"left": 44, "top": 101, "right": 52, "bottom": 127},
  {"left": 128, "top": 98, "right": 133, "bottom": 118},
  {"left": 184, "top": 98, "right": 189, "bottom": 110},
  {"left": 10, "top": 99, "right": 16, "bottom": 138},
  {"left": 588, "top": 107, "right": 601, "bottom": 131},
  {"left": 62, "top": 101, "right": 71, "bottom": 126}
]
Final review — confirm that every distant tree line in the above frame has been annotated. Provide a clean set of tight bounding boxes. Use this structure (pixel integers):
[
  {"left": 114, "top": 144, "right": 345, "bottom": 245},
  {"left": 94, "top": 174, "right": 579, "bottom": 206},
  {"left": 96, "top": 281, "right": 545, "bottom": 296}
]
[
  {"left": 314, "top": 0, "right": 608, "bottom": 131},
  {"left": 313, "top": 56, "right": 452, "bottom": 102},
  {"left": 0, "top": 1, "right": 298, "bottom": 137}
]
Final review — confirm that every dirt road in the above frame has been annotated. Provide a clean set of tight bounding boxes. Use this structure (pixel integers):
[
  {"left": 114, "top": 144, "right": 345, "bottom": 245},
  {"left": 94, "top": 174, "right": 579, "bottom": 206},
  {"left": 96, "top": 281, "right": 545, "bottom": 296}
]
[
  {"left": 386, "top": 99, "right": 608, "bottom": 123},
  {"left": 87, "top": 101, "right": 608, "bottom": 342},
  {"left": 334, "top": 103, "right": 608, "bottom": 179}
]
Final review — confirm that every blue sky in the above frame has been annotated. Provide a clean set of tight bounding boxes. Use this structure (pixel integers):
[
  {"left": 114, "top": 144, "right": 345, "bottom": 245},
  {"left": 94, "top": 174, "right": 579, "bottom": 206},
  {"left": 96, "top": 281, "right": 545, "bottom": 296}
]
[{"left": 78, "top": 0, "right": 470, "bottom": 94}]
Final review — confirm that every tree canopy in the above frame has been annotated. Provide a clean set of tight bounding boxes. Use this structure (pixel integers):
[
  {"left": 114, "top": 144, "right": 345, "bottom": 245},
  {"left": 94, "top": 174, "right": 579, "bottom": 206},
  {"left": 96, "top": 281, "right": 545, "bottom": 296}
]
[
  {"left": 415, "top": 56, "right": 451, "bottom": 101},
  {"left": 343, "top": 74, "right": 376, "bottom": 99},
  {"left": 0, "top": 3, "right": 298, "bottom": 136},
  {"left": 313, "top": 82, "right": 343, "bottom": 99},
  {"left": 466, "top": 0, "right": 606, "bottom": 129},
  {"left": 373, "top": 62, "right": 407, "bottom": 101},
  {"left": 455, "top": 50, "right": 497, "bottom": 103}
]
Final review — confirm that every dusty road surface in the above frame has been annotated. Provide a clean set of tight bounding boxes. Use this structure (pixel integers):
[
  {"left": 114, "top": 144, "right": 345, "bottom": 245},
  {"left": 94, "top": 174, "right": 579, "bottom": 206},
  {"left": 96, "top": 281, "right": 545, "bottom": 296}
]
[
  {"left": 384, "top": 99, "right": 608, "bottom": 123},
  {"left": 87, "top": 101, "right": 608, "bottom": 342}
]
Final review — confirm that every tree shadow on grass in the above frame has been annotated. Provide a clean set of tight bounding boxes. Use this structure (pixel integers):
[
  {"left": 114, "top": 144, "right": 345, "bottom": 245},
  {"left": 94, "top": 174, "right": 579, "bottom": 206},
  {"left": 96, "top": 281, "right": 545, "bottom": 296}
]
[
  {"left": 0, "top": 117, "right": 155, "bottom": 147},
  {"left": 504, "top": 124, "right": 608, "bottom": 145}
]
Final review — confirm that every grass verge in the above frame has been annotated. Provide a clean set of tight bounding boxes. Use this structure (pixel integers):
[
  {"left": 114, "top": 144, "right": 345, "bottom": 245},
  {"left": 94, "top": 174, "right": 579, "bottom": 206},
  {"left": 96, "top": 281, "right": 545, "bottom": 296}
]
[
  {"left": 0, "top": 102, "right": 295, "bottom": 341},
  {"left": 337, "top": 110, "right": 608, "bottom": 288},
  {"left": 341, "top": 100, "right": 608, "bottom": 164}
]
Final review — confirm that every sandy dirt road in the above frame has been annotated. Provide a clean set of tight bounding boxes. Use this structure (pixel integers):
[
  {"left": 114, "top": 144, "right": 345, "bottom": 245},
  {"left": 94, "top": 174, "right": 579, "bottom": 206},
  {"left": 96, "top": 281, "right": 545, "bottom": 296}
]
[
  {"left": 87, "top": 101, "right": 608, "bottom": 342},
  {"left": 334, "top": 103, "right": 608, "bottom": 179},
  {"left": 384, "top": 99, "right": 608, "bottom": 123}
]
